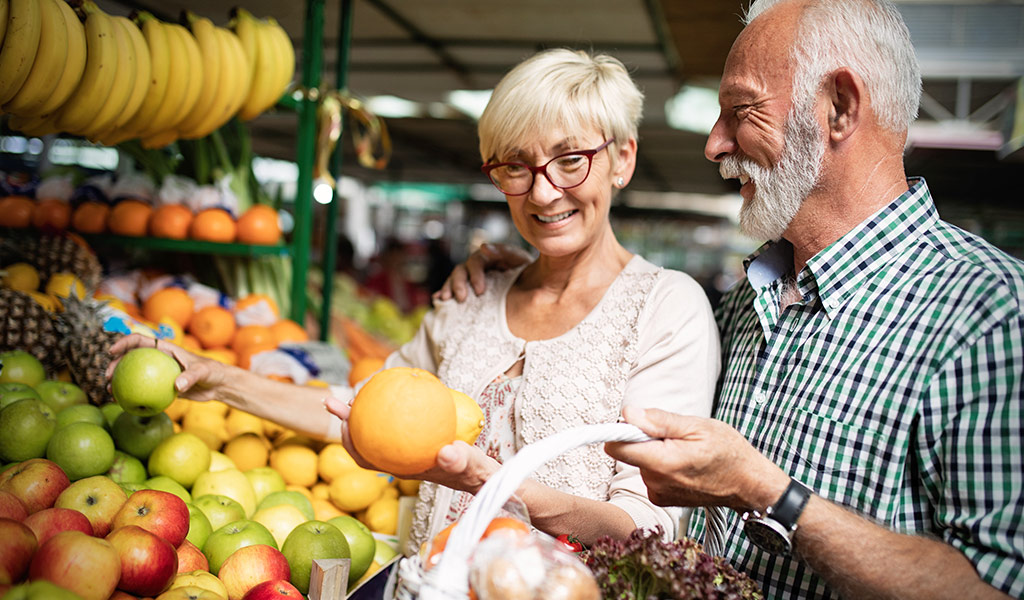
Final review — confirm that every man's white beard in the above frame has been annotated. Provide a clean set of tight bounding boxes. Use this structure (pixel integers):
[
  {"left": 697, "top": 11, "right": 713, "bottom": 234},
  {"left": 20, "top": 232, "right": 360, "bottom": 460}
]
[{"left": 720, "top": 107, "right": 826, "bottom": 241}]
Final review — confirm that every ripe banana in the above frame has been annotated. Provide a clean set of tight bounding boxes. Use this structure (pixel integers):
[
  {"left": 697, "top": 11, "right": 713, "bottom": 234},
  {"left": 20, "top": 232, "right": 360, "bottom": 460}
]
[
  {"left": 0, "top": 0, "right": 43, "bottom": 105},
  {"left": 79, "top": 14, "right": 138, "bottom": 138},
  {"left": 223, "top": 27, "right": 253, "bottom": 118},
  {"left": 25, "top": 0, "right": 87, "bottom": 120},
  {"left": 102, "top": 12, "right": 170, "bottom": 145},
  {"left": 176, "top": 12, "right": 222, "bottom": 137},
  {"left": 265, "top": 17, "right": 295, "bottom": 102},
  {"left": 180, "top": 26, "right": 238, "bottom": 140},
  {"left": 54, "top": 3, "right": 117, "bottom": 135},
  {"left": 3, "top": 0, "right": 66, "bottom": 117},
  {"left": 136, "top": 21, "right": 190, "bottom": 139},
  {"left": 235, "top": 9, "right": 280, "bottom": 120},
  {"left": 229, "top": 7, "right": 258, "bottom": 85},
  {"left": 8, "top": 114, "right": 59, "bottom": 137},
  {"left": 108, "top": 16, "right": 151, "bottom": 130},
  {"left": 172, "top": 23, "right": 204, "bottom": 127},
  {"left": 0, "top": 0, "right": 10, "bottom": 50}
]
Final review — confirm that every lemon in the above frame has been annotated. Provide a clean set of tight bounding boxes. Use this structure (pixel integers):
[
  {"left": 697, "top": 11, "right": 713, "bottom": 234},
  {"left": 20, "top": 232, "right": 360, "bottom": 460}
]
[
  {"left": 269, "top": 444, "right": 319, "bottom": 488},
  {"left": 164, "top": 396, "right": 191, "bottom": 422},
  {"left": 311, "top": 497, "right": 345, "bottom": 521},
  {"left": 311, "top": 481, "right": 331, "bottom": 500},
  {"left": 225, "top": 408, "right": 264, "bottom": 438},
  {"left": 318, "top": 443, "right": 360, "bottom": 483},
  {"left": 451, "top": 389, "right": 484, "bottom": 444},
  {"left": 362, "top": 495, "right": 399, "bottom": 535},
  {"left": 329, "top": 469, "right": 390, "bottom": 513},
  {"left": 222, "top": 432, "right": 271, "bottom": 471},
  {"left": 397, "top": 478, "right": 421, "bottom": 496},
  {"left": 1, "top": 262, "right": 40, "bottom": 291},
  {"left": 45, "top": 272, "right": 85, "bottom": 299},
  {"left": 252, "top": 503, "right": 308, "bottom": 547}
]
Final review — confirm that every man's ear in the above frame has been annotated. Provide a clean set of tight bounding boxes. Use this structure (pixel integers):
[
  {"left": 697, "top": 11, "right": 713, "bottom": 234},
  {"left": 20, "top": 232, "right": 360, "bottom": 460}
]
[{"left": 827, "top": 68, "right": 863, "bottom": 143}]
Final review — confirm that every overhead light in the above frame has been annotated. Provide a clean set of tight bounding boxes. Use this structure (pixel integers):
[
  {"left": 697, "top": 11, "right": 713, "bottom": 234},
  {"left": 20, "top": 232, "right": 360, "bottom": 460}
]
[
  {"left": 365, "top": 95, "right": 422, "bottom": 119},
  {"left": 665, "top": 85, "right": 720, "bottom": 135},
  {"left": 313, "top": 181, "right": 334, "bottom": 204},
  {"left": 447, "top": 90, "right": 493, "bottom": 121}
]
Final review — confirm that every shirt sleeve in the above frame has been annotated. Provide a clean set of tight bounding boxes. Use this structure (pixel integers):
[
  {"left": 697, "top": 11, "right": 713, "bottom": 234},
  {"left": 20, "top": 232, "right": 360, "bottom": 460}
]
[
  {"left": 607, "top": 270, "right": 721, "bottom": 539},
  {"left": 924, "top": 312, "right": 1024, "bottom": 597}
]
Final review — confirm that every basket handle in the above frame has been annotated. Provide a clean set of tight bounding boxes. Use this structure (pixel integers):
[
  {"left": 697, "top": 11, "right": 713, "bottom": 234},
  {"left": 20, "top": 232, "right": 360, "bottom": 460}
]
[{"left": 419, "top": 423, "right": 652, "bottom": 599}]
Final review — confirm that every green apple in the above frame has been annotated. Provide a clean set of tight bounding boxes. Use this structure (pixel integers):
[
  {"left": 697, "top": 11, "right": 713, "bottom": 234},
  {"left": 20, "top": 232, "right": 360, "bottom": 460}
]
[
  {"left": 0, "top": 382, "right": 41, "bottom": 410},
  {"left": 106, "top": 450, "right": 147, "bottom": 484},
  {"left": 120, "top": 481, "right": 147, "bottom": 495},
  {"left": 0, "top": 398, "right": 56, "bottom": 462},
  {"left": 244, "top": 466, "right": 285, "bottom": 505},
  {"left": 328, "top": 514, "right": 376, "bottom": 585},
  {"left": 208, "top": 451, "right": 237, "bottom": 472},
  {"left": 192, "top": 468, "right": 257, "bottom": 516},
  {"left": 373, "top": 537, "right": 399, "bottom": 565},
  {"left": 55, "top": 404, "right": 106, "bottom": 429},
  {"left": 258, "top": 490, "right": 315, "bottom": 520},
  {"left": 35, "top": 380, "right": 87, "bottom": 413},
  {"left": 45, "top": 422, "right": 116, "bottom": 480},
  {"left": 110, "top": 348, "right": 181, "bottom": 416},
  {"left": 281, "top": 520, "right": 351, "bottom": 594},
  {"left": 145, "top": 475, "right": 192, "bottom": 503},
  {"left": 252, "top": 503, "right": 308, "bottom": 548},
  {"left": 194, "top": 494, "right": 247, "bottom": 532},
  {"left": 2, "top": 579, "right": 85, "bottom": 600},
  {"left": 54, "top": 474, "right": 128, "bottom": 537},
  {"left": 110, "top": 412, "right": 173, "bottom": 461},
  {"left": 203, "top": 519, "right": 277, "bottom": 575},
  {"left": 147, "top": 432, "right": 211, "bottom": 488},
  {"left": 0, "top": 350, "right": 45, "bottom": 387},
  {"left": 185, "top": 502, "right": 213, "bottom": 550},
  {"left": 100, "top": 402, "right": 124, "bottom": 428}
]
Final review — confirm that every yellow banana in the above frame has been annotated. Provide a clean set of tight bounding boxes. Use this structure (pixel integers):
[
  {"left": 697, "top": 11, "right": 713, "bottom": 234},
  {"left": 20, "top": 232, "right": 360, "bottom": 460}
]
[
  {"left": 2, "top": 0, "right": 66, "bottom": 117},
  {"left": 236, "top": 12, "right": 279, "bottom": 120},
  {"left": 8, "top": 114, "right": 59, "bottom": 137},
  {"left": 27, "top": 0, "right": 87, "bottom": 120},
  {"left": 107, "top": 16, "right": 151, "bottom": 130},
  {"left": 229, "top": 7, "right": 258, "bottom": 85},
  {"left": 79, "top": 14, "right": 138, "bottom": 138},
  {"left": 223, "top": 26, "right": 252, "bottom": 119},
  {"left": 0, "top": 0, "right": 43, "bottom": 105},
  {"left": 181, "top": 26, "right": 238, "bottom": 140},
  {"left": 137, "top": 21, "right": 189, "bottom": 139},
  {"left": 102, "top": 12, "right": 170, "bottom": 145},
  {"left": 176, "top": 12, "right": 221, "bottom": 137},
  {"left": 54, "top": 3, "right": 117, "bottom": 135},
  {"left": 172, "top": 23, "right": 204, "bottom": 128},
  {"left": 0, "top": 0, "right": 10, "bottom": 51},
  {"left": 265, "top": 17, "right": 295, "bottom": 104}
]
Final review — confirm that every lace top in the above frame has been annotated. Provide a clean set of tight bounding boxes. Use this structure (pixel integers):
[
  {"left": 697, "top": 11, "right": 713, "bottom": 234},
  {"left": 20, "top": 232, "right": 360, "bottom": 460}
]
[{"left": 386, "top": 255, "right": 720, "bottom": 554}]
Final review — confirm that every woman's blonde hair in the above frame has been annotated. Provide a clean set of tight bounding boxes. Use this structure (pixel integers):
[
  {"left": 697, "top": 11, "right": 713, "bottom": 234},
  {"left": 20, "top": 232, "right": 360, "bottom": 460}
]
[{"left": 478, "top": 49, "right": 643, "bottom": 164}]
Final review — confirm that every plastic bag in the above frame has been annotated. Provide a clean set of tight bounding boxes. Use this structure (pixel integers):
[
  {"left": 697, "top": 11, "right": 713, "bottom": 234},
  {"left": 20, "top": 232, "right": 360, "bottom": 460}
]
[{"left": 468, "top": 531, "right": 599, "bottom": 600}]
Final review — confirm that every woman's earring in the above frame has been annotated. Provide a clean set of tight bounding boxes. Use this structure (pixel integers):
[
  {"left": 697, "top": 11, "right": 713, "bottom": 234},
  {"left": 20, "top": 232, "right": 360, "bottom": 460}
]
[{"left": 616, "top": 177, "right": 625, "bottom": 187}]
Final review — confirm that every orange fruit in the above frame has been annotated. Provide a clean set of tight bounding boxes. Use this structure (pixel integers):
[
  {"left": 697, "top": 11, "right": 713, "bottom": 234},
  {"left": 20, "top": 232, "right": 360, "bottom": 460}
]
[
  {"left": 203, "top": 348, "right": 237, "bottom": 366},
  {"left": 143, "top": 287, "right": 195, "bottom": 329},
  {"left": 270, "top": 319, "right": 308, "bottom": 345},
  {"left": 348, "top": 357, "right": 385, "bottom": 387},
  {"left": 424, "top": 517, "right": 529, "bottom": 570},
  {"left": 0, "top": 196, "right": 35, "bottom": 227},
  {"left": 190, "top": 208, "right": 236, "bottom": 243},
  {"left": 235, "top": 294, "right": 279, "bottom": 319},
  {"left": 189, "top": 305, "right": 237, "bottom": 349},
  {"left": 108, "top": 199, "right": 153, "bottom": 236},
  {"left": 149, "top": 204, "right": 194, "bottom": 239},
  {"left": 348, "top": 367, "right": 456, "bottom": 475},
  {"left": 178, "top": 334, "right": 202, "bottom": 352},
  {"left": 231, "top": 324, "right": 275, "bottom": 353},
  {"left": 236, "top": 340, "right": 277, "bottom": 370},
  {"left": 236, "top": 205, "right": 281, "bottom": 245},
  {"left": 31, "top": 198, "right": 72, "bottom": 230},
  {"left": 71, "top": 201, "right": 110, "bottom": 234}
]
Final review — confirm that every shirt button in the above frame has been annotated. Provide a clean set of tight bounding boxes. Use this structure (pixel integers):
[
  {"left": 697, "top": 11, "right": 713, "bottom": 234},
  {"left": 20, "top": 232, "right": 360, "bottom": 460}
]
[
  {"left": 825, "top": 298, "right": 839, "bottom": 310},
  {"left": 753, "top": 391, "right": 767, "bottom": 405}
]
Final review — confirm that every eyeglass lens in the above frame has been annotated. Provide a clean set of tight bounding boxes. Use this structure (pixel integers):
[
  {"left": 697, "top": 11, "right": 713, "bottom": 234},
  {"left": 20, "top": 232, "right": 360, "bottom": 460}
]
[{"left": 489, "top": 152, "right": 593, "bottom": 195}]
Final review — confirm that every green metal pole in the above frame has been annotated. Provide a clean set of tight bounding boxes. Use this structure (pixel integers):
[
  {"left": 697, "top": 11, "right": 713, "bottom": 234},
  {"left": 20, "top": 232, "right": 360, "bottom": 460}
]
[
  {"left": 290, "top": 0, "right": 325, "bottom": 324},
  {"left": 319, "top": 0, "right": 355, "bottom": 341}
]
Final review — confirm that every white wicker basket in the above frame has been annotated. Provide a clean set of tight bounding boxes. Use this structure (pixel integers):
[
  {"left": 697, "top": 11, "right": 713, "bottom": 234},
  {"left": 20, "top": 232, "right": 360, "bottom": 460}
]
[{"left": 385, "top": 422, "right": 655, "bottom": 600}]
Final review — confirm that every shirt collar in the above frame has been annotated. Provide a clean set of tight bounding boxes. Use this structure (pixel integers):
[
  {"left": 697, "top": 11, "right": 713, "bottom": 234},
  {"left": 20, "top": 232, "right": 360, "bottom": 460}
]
[{"left": 743, "top": 178, "right": 938, "bottom": 318}]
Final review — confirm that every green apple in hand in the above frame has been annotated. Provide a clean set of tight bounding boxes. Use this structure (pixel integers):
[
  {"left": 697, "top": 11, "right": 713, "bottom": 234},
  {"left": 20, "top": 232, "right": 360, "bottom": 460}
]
[
  {"left": 203, "top": 519, "right": 277, "bottom": 575},
  {"left": 281, "top": 520, "right": 350, "bottom": 594},
  {"left": 46, "top": 422, "right": 116, "bottom": 481},
  {"left": 35, "top": 381, "right": 87, "bottom": 413},
  {"left": 110, "top": 348, "right": 181, "bottom": 416},
  {"left": 111, "top": 412, "right": 173, "bottom": 461},
  {"left": 0, "top": 398, "right": 56, "bottom": 462},
  {"left": 328, "top": 514, "right": 376, "bottom": 585}
]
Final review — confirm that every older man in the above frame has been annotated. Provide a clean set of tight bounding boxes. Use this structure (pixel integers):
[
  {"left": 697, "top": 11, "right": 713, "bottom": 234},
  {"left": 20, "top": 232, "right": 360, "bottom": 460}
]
[{"left": 441, "top": 0, "right": 1024, "bottom": 597}]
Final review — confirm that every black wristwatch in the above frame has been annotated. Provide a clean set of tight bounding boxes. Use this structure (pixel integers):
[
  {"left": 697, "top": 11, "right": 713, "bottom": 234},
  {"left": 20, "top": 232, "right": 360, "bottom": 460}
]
[{"left": 741, "top": 478, "right": 811, "bottom": 556}]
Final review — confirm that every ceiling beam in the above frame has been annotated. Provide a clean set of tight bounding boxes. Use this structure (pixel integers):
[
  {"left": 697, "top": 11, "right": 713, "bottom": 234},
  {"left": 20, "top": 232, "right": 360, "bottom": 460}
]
[{"left": 658, "top": 1, "right": 745, "bottom": 80}]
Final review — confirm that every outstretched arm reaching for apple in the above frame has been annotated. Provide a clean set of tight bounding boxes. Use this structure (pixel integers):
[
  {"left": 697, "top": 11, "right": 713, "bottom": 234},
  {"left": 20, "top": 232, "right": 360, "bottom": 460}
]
[
  {"left": 107, "top": 334, "right": 344, "bottom": 441},
  {"left": 432, "top": 243, "right": 532, "bottom": 302}
]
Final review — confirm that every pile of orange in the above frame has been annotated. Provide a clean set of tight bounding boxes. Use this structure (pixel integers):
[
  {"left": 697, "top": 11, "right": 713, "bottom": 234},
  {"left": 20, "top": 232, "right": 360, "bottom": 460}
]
[
  {"left": 149, "top": 204, "right": 194, "bottom": 239},
  {"left": 0, "top": 196, "right": 43, "bottom": 228},
  {"left": 107, "top": 199, "right": 152, "bottom": 236}
]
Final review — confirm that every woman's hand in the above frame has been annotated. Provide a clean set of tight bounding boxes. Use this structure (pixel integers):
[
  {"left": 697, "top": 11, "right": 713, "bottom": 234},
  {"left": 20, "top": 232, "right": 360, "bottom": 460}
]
[
  {"left": 432, "top": 243, "right": 532, "bottom": 302},
  {"left": 106, "top": 333, "right": 234, "bottom": 404},
  {"left": 324, "top": 396, "right": 499, "bottom": 494}
]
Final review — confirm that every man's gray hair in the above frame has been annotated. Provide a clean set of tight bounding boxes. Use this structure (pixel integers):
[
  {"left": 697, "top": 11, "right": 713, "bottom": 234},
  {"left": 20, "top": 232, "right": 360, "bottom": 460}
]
[{"left": 745, "top": 0, "right": 922, "bottom": 134}]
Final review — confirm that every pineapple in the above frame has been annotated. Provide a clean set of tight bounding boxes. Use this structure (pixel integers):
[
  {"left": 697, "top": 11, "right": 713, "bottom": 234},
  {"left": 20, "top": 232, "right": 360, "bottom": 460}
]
[
  {"left": 1, "top": 231, "right": 102, "bottom": 293},
  {"left": 54, "top": 295, "right": 123, "bottom": 406},
  {"left": 0, "top": 288, "right": 65, "bottom": 375}
]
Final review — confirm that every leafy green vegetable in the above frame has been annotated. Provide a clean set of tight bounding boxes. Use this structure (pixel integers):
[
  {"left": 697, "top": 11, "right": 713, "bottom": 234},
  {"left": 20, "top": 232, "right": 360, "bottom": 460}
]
[{"left": 582, "top": 527, "right": 762, "bottom": 600}]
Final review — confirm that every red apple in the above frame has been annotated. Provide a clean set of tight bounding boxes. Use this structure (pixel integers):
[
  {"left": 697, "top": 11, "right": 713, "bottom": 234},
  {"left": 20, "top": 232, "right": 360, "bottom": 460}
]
[
  {"left": 217, "top": 545, "right": 291, "bottom": 600},
  {"left": 28, "top": 530, "right": 121, "bottom": 600},
  {"left": 112, "top": 489, "right": 189, "bottom": 547},
  {"left": 0, "top": 518, "right": 37, "bottom": 584},
  {"left": 0, "top": 459, "right": 70, "bottom": 514},
  {"left": 176, "top": 539, "right": 209, "bottom": 573},
  {"left": 54, "top": 475, "right": 128, "bottom": 537},
  {"left": 241, "top": 579, "right": 303, "bottom": 599},
  {"left": 106, "top": 525, "right": 178, "bottom": 597},
  {"left": 108, "top": 592, "right": 142, "bottom": 600},
  {"left": 0, "top": 490, "right": 28, "bottom": 521},
  {"left": 22, "top": 507, "right": 92, "bottom": 545}
]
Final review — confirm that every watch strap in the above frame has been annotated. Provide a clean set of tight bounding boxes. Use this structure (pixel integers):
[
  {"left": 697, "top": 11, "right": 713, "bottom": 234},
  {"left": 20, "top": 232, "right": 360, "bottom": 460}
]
[{"left": 770, "top": 479, "right": 811, "bottom": 529}]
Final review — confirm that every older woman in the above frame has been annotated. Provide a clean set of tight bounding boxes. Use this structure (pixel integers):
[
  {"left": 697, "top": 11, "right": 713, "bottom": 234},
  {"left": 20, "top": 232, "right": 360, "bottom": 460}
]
[{"left": 109, "top": 49, "right": 718, "bottom": 554}]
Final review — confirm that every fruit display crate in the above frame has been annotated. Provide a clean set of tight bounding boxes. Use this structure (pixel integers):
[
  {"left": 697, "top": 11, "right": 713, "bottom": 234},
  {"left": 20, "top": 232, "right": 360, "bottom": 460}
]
[{"left": 81, "top": 234, "right": 291, "bottom": 258}]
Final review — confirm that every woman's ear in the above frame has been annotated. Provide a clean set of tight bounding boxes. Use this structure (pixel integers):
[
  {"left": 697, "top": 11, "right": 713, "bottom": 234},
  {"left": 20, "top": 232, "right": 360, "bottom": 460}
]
[
  {"left": 828, "top": 68, "right": 863, "bottom": 143},
  {"left": 613, "top": 137, "right": 638, "bottom": 185}
]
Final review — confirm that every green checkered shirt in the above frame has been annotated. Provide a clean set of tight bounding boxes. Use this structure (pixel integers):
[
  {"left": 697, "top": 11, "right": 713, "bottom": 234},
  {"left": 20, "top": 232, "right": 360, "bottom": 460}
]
[{"left": 689, "top": 179, "right": 1024, "bottom": 598}]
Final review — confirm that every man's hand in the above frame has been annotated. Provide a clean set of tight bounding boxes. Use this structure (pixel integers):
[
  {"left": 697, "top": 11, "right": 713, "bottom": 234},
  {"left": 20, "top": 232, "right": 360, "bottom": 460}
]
[
  {"left": 432, "top": 243, "right": 532, "bottom": 302},
  {"left": 605, "top": 407, "right": 790, "bottom": 511},
  {"left": 107, "top": 333, "right": 231, "bottom": 404}
]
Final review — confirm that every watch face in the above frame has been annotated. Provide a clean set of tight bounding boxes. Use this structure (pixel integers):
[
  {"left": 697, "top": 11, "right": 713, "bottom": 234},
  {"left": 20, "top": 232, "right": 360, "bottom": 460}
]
[{"left": 743, "top": 518, "right": 793, "bottom": 556}]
